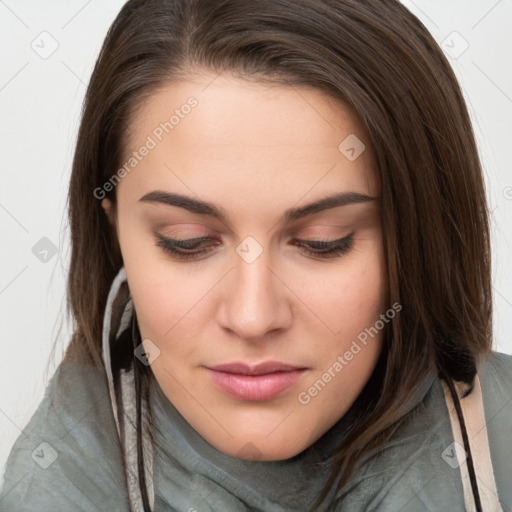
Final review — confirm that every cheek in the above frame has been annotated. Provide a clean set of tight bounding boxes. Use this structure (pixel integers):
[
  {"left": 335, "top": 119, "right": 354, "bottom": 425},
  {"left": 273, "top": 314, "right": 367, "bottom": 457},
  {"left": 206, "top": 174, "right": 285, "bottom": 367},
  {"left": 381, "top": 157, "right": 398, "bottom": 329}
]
[
  {"left": 116, "top": 217, "right": 201, "bottom": 343},
  {"left": 299, "top": 239, "right": 387, "bottom": 338},
  {"left": 125, "top": 265, "right": 209, "bottom": 345},
  {"left": 346, "top": 256, "right": 387, "bottom": 328},
  {"left": 297, "top": 246, "right": 387, "bottom": 422}
]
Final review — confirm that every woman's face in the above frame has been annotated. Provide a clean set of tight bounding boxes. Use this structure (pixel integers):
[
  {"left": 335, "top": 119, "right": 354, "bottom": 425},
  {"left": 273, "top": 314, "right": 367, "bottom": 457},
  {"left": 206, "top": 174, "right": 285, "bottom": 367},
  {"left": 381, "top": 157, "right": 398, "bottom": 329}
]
[{"left": 104, "top": 72, "right": 387, "bottom": 461}]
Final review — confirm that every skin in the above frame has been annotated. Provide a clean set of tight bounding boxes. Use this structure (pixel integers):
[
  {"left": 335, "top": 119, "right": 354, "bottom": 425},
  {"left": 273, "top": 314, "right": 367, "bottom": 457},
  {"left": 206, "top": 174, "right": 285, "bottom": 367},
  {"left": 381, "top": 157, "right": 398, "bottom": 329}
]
[{"left": 102, "top": 72, "right": 387, "bottom": 461}]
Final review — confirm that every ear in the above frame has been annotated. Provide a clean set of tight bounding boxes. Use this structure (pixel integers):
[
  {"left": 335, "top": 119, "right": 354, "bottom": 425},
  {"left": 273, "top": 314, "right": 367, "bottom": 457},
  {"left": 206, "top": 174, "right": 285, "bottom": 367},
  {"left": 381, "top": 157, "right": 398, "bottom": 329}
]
[
  {"left": 101, "top": 198, "right": 117, "bottom": 227},
  {"left": 101, "top": 198, "right": 123, "bottom": 261}
]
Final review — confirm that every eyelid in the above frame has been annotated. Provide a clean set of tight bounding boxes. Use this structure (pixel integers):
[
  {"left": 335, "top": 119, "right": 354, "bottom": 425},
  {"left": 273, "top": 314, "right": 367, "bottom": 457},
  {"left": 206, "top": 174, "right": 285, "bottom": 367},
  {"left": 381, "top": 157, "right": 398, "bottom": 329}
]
[
  {"left": 293, "top": 232, "right": 354, "bottom": 250},
  {"left": 295, "top": 234, "right": 351, "bottom": 245},
  {"left": 154, "top": 232, "right": 215, "bottom": 248},
  {"left": 154, "top": 223, "right": 213, "bottom": 237}
]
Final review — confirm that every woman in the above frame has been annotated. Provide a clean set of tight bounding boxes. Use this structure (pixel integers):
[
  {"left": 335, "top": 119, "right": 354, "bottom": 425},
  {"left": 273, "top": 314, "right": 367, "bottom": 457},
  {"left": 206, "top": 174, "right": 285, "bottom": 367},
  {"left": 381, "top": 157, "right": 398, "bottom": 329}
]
[{"left": 1, "top": 0, "right": 511, "bottom": 511}]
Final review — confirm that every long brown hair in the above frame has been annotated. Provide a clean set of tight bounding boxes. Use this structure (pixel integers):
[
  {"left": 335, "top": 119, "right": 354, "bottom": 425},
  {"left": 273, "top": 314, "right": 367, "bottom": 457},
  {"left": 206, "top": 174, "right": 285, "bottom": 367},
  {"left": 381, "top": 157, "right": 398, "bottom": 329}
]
[{"left": 64, "top": 0, "right": 493, "bottom": 509}]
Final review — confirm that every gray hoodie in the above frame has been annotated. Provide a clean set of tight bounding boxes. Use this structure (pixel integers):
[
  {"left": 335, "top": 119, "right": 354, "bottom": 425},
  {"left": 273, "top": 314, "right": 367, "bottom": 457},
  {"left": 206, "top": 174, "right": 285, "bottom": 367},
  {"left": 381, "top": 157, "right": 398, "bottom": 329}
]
[{"left": 1, "top": 267, "right": 511, "bottom": 511}]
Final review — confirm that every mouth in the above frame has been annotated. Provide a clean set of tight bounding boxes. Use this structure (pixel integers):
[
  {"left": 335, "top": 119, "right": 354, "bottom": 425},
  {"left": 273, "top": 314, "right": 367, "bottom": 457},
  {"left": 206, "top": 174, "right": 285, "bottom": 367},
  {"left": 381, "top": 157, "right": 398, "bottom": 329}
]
[{"left": 204, "top": 361, "right": 308, "bottom": 401}]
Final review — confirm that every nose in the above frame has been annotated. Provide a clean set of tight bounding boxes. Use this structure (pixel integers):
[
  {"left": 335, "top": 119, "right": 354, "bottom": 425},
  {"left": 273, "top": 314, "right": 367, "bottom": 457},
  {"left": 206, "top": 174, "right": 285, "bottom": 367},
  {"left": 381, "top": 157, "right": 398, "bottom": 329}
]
[{"left": 217, "top": 246, "right": 292, "bottom": 341}]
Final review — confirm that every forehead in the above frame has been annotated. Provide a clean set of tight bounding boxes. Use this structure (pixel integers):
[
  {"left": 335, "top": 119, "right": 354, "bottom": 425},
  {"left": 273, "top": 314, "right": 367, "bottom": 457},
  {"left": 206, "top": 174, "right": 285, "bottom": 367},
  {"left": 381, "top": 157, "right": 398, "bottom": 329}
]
[{"left": 117, "top": 73, "right": 379, "bottom": 216}]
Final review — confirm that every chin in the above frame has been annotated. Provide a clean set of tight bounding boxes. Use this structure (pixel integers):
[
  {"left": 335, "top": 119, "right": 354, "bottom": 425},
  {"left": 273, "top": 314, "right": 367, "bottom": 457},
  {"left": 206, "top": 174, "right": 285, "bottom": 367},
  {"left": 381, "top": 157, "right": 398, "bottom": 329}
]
[{"left": 204, "top": 428, "right": 315, "bottom": 462}]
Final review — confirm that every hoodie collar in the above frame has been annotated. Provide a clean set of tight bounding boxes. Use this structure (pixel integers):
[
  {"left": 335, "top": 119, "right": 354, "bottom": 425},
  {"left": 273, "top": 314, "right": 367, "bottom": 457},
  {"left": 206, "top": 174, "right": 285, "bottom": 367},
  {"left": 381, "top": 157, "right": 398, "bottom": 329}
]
[
  {"left": 101, "top": 266, "right": 154, "bottom": 511},
  {"left": 101, "top": 266, "right": 133, "bottom": 439}
]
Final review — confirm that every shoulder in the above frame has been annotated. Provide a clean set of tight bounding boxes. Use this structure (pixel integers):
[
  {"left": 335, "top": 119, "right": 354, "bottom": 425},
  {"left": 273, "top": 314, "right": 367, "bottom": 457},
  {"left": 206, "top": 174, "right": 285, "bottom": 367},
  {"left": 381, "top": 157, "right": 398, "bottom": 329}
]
[
  {"left": 475, "top": 350, "right": 512, "bottom": 512},
  {"left": 0, "top": 361, "right": 130, "bottom": 512},
  {"left": 478, "top": 349, "right": 512, "bottom": 383},
  {"left": 332, "top": 351, "right": 512, "bottom": 511},
  {"left": 476, "top": 350, "right": 512, "bottom": 435}
]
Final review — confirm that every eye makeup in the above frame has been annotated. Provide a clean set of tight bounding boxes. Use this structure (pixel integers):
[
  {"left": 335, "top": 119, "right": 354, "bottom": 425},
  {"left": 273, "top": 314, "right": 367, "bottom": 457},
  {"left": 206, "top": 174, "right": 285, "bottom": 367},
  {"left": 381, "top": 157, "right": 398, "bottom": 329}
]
[{"left": 153, "top": 231, "right": 355, "bottom": 261}]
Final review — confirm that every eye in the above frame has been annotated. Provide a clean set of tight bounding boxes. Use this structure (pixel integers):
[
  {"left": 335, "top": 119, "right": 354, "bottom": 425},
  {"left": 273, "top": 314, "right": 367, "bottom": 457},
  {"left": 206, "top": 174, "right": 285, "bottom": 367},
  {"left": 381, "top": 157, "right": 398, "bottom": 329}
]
[
  {"left": 153, "top": 232, "right": 355, "bottom": 261},
  {"left": 293, "top": 233, "right": 354, "bottom": 258},
  {"left": 154, "top": 232, "right": 219, "bottom": 260}
]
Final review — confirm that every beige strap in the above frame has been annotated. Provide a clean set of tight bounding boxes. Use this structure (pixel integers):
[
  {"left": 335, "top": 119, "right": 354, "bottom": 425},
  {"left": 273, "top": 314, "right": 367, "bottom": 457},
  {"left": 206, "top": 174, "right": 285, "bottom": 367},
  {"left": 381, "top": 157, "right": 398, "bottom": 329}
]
[
  {"left": 441, "top": 374, "right": 503, "bottom": 512},
  {"left": 119, "top": 365, "right": 155, "bottom": 512}
]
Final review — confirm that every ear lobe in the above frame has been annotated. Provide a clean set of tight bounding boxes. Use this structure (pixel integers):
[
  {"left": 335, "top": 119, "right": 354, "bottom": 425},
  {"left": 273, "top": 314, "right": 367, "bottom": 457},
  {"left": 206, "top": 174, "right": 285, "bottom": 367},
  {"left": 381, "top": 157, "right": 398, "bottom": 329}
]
[{"left": 101, "top": 198, "right": 116, "bottom": 226}]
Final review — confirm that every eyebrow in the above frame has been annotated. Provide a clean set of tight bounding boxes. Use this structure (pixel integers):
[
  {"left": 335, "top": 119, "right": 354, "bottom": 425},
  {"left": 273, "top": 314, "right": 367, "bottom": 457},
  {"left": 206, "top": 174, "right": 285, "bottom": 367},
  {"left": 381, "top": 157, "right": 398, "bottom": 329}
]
[{"left": 139, "top": 190, "right": 377, "bottom": 223}]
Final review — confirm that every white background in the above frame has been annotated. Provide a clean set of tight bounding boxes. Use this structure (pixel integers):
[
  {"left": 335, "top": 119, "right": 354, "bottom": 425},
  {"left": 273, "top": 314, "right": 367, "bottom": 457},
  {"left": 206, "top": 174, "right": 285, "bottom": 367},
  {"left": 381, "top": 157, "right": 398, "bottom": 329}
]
[{"left": 1, "top": 0, "right": 511, "bottom": 487}]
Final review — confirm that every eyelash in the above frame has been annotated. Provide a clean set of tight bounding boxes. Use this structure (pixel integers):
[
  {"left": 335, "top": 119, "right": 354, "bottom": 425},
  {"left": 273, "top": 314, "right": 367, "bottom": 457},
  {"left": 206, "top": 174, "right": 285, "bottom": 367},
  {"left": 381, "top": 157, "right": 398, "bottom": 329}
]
[{"left": 153, "top": 232, "right": 355, "bottom": 261}]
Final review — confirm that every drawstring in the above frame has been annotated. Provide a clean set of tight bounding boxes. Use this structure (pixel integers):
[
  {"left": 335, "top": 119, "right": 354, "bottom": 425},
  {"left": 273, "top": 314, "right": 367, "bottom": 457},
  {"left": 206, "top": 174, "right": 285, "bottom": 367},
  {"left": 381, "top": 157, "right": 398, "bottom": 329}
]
[
  {"left": 442, "top": 374, "right": 483, "bottom": 512},
  {"left": 132, "top": 312, "right": 153, "bottom": 512}
]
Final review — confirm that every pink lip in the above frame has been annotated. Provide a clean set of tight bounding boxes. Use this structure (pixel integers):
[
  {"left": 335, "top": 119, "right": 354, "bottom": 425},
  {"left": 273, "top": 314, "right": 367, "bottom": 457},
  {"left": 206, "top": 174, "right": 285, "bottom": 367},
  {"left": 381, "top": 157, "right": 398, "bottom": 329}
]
[{"left": 205, "top": 361, "right": 307, "bottom": 401}]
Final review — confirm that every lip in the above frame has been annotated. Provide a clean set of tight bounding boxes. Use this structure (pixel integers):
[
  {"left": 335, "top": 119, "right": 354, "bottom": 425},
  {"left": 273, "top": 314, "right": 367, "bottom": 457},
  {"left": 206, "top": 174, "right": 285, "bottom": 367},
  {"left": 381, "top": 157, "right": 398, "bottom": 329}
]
[
  {"left": 205, "top": 361, "right": 307, "bottom": 401},
  {"left": 208, "top": 361, "right": 304, "bottom": 375}
]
